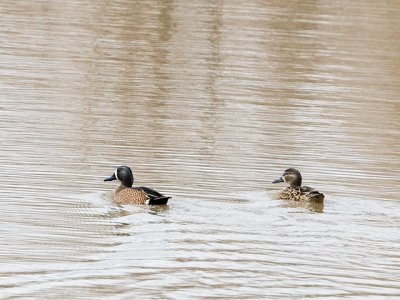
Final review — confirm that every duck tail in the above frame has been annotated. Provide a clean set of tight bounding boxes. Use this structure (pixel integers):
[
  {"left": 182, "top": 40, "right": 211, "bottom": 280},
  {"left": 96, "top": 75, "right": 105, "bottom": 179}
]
[
  {"left": 147, "top": 196, "right": 171, "bottom": 205},
  {"left": 308, "top": 192, "right": 324, "bottom": 203}
]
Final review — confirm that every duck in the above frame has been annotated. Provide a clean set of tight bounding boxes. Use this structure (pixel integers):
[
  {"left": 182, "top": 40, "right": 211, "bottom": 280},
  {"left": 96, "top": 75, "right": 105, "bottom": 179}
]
[
  {"left": 272, "top": 168, "right": 324, "bottom": 203},
  {"left": 104, "top": 166, "right": 171, "bottom": 205}
]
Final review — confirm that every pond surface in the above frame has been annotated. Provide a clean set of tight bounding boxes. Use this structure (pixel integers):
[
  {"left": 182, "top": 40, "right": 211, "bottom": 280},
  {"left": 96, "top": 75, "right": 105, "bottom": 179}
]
[{"left": 1, "top": 1, "right": 399, "bottom": 298}]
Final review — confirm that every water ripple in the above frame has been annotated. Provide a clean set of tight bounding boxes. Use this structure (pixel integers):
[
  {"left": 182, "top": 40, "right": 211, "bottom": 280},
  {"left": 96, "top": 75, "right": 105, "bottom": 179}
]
[{"left": 1, "top": 0, "right": 400, "bottom": 299}]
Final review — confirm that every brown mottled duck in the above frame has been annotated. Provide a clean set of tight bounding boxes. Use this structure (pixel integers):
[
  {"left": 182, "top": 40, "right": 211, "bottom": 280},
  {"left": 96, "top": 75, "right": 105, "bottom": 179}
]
[{"left": 272, "top": 168, "right": 324, "bottom": 203}]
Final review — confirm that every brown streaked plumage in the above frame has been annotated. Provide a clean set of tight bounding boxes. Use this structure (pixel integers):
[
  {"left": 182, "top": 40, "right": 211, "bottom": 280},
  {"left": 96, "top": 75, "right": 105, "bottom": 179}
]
[
  {"left": 272, "top": 168, "right": 324, "bottom": 203},
  {"left": 114, "top": 185, "right": 150, "bottom": 205},
  {"left": 104, "top": 166, "right": 171, "bottom": 205}
]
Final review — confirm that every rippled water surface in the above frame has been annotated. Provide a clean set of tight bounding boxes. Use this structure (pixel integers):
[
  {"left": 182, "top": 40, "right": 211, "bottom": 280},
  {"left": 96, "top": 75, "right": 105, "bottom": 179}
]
[{"left": 1, "top": 1, "right": 400, "bottom": 299}]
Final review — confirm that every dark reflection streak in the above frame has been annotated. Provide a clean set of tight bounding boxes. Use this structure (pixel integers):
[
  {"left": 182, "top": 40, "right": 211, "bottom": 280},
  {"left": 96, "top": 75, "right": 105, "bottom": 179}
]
[
  {"left": 259, "top": 2, "right": 337, "bottom": 179},
  {"left": 146, "top": 0, "right": 175, "bottom": 154},
  {"left": 152, "top": 0, "right": 175, "bottom": 93},
  {"left": 201, "top": 1, "right": 224, "bottom": 151},
  {"left": 264, "top": 1, "right": 323, "bottom": 127}
]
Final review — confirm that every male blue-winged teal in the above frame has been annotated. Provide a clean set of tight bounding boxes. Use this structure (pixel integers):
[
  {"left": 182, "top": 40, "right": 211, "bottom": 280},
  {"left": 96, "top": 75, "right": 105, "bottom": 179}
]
[
  {"left": 104, "top": 166, "right": 171, "bottom": 205},
  {"left": 272, "top": 168, "right": 324, "bottom": 203}
]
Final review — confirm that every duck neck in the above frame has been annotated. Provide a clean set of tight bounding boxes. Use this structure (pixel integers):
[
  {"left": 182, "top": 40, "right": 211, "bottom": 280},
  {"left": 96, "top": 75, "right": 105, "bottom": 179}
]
[
  {"left": 117, "top": 182, "right": 132, "bottom": 190},
  {"left": 121, "top": 176, "right": 133, "bottom": 188},
  {"left": 290, "top": 177, "right": 302, "bottom": 187}
]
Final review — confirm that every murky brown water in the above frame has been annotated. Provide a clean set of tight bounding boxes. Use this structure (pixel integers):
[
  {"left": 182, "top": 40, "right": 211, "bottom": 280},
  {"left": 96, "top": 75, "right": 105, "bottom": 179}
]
[{"left": 1, "top": 1, "right": 400, "bottom": 298}]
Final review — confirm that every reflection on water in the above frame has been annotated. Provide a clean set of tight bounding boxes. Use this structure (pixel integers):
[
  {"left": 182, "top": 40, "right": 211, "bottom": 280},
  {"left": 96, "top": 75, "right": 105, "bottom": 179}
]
[{"left": 1, "top": 0, "right": 400, "bottom": 298}]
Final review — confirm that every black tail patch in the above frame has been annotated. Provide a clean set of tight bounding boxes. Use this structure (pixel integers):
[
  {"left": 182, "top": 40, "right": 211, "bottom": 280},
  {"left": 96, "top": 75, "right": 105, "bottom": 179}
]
[{"left": 147, "top": 196, "right": 171, "bottom": 205}]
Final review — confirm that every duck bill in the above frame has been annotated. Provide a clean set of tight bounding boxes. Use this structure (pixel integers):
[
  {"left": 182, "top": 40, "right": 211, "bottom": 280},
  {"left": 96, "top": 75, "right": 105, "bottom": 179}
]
[
  {"left": 104, "top": 173, "right": 117, "bottom": 182},
  {"left": 272, "top": 177, "right": 284, "bottom": 184}
]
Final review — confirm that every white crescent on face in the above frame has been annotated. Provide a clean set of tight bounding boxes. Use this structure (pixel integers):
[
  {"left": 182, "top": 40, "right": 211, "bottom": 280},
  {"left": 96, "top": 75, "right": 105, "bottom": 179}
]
[{"left": 115, "top": 169, "right": 119, "bottom": 181}]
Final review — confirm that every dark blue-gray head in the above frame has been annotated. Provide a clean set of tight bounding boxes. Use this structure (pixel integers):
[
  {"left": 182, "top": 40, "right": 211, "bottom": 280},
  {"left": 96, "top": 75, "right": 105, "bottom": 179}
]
[
  {"left": 104, "top": 166, "right": 134, "bottom": 187},
  {"left": 272, "top": 168, "right": 302, "bottom": 187}
]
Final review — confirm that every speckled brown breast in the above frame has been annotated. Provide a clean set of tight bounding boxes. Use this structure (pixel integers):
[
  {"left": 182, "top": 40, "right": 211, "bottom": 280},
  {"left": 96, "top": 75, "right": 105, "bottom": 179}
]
[{"left": 113, "top": 187, "right": 149, "bottom": 205}]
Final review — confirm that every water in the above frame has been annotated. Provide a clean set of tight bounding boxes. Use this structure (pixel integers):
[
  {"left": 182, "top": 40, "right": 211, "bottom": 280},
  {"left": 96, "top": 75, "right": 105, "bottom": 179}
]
[{"left": 1, "top": 1, "right": 400, "bottom": 298}]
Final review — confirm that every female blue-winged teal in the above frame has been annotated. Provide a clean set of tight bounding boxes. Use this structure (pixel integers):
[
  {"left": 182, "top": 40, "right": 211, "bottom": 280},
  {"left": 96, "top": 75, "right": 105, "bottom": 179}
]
[
  {"left": 104, "top": 166, "right": 171, "bottom": 205},
  {"left": 272, "top": 168, "right": 324, "bottom": 203}
]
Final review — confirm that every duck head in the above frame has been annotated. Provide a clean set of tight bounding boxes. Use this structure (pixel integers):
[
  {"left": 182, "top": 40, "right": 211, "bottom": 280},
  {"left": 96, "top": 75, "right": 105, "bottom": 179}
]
[
  {"left": 272, "top": 168, "right": 302, "bottom": 187},
  {"left": 104, "top": 166, "right": 134, "bottom": 187}
]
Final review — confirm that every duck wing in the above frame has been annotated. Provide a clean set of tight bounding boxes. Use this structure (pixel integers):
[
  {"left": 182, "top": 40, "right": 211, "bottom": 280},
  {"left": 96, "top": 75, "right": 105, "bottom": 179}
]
[
  {"left": 301, "top": 186, "right": 324, "bottom": 202},
  {"left": 137, "top": 187, "right": 171, "bottom": 205}
]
